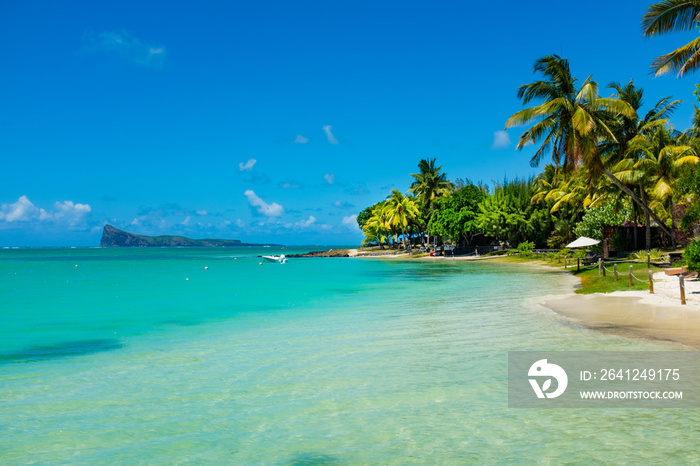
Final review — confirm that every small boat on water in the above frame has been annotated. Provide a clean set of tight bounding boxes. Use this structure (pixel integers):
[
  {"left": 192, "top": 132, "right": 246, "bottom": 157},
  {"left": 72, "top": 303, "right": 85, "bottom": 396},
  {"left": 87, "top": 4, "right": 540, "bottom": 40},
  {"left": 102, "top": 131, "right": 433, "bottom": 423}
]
[{"left": 261, "top": 254, "right": 287, "bottom": 264}]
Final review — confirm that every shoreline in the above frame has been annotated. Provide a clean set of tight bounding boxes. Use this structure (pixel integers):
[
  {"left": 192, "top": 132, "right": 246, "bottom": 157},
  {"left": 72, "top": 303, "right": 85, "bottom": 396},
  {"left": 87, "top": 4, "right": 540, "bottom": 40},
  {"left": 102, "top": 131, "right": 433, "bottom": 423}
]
[
  {"left": 355, "top": 250, "right": 700, "bottom": 348},
  {"left": 541, "top": 270, "right": 700, "bottom": 348}
]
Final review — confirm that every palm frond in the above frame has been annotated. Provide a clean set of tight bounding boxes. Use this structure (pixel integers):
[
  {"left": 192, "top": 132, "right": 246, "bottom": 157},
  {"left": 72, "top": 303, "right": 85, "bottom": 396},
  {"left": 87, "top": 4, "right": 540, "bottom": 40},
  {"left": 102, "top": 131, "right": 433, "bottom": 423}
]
[
  {"left": 642, "top": 0, "right": 700, "bottom": 36},
  {"left": 651, "top": 36, "right": 700, "bottom": 76}
]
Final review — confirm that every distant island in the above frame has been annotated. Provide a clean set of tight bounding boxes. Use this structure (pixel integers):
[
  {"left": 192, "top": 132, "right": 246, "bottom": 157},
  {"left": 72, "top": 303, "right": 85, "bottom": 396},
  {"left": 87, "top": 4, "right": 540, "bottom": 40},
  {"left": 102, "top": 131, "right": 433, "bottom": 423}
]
[{"left": 99, "top": 225, "right": 281, "bottom": 248}]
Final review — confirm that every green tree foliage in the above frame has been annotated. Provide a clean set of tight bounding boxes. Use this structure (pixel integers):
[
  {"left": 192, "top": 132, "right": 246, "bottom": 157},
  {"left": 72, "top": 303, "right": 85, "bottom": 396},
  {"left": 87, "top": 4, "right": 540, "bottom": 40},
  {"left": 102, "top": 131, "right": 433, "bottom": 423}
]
[
  {"left": 573, "top": 201, "right": 627, "bottom": 241},
  {"left": 678, "top": 167, "right": 700, "bottom": 229},
  {"left": 386, "top": 190, "right": 420, "bottom": 249},
  {"left": 362, "top": 202, "right": 392, "bottom": 248},
  {"left": 476, "top": 178, "right": 553, "bottom": 247},
  {"left": 547, "top": 218, "right": 577, "bottom": 248},
  {"left": 428, "top": 184, "right": 485, "bottom": 245},
  {"left": 357, "top": 203, "right": 381, "bottom": 230},
  {"left": 409, "top": 158, "right": 454, "bottom": 244},
  {"left": 683, "top": 239, "right": 700, "bottom": 271},
  {"left": 506, "top": 54, "right": 676, "bottom": 243},
  {"left": 516, "top": 241, "right": 535, "bottom": 254}
]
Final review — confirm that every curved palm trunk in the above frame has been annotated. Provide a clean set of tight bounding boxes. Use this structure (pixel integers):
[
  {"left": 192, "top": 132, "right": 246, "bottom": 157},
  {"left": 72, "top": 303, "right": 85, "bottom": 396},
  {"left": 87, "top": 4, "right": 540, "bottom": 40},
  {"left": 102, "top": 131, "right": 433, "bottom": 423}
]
[{"left": 602, "top": 167, "right": 673, "bottom": 245}]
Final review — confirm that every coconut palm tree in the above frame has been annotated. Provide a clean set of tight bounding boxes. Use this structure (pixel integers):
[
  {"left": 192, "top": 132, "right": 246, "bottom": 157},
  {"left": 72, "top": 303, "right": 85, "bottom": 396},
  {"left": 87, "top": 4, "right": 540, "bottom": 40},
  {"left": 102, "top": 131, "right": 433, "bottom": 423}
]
[
  {"left": 362, "top": 202, "right": 392, "bottom": 248},
  {"left": 628, "top": 125, "right": 699, "bottom": 246},
  {"left": 505, "top": 55, "right": 633, "bottom": 171},
  {"left": 386, "top": 190, "right": 420, "bottom": 250},
  {"left": 642, "top": 1, "right": 700, "bottom": 76},
  {"left": 408, "top": 158, "right": 453, "bottom": 246},
  {"left": 603, "top": 80, "right": 681, "bottom": 248},
  {"left": 506, "top": 55, "right": 676, "bottom": 243}
]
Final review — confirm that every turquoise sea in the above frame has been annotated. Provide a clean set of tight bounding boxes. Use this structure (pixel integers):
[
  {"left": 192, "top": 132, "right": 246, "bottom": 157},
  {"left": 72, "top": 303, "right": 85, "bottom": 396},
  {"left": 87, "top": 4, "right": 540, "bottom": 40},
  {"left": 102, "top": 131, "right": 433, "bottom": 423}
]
[{"left": 1, "top": 247, "right": 699, "bottom": 464}]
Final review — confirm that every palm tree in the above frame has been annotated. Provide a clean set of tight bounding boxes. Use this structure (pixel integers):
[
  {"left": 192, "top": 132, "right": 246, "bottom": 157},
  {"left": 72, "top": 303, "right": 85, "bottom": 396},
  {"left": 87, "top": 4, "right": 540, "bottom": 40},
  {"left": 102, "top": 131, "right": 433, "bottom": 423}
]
[
  {"left": 506, "top": 55, "right": 676, "bottom": 243},
  {"left": 362, "top": 202, "right": 392, "bottom": 248},
  {"left": 532, "top": 168, "right": 598, "bottom": 214},
  {"left": 603, "top": 80, "right": 681, "bottom": 248},
  {"left": 628, "top": 125, "right": 699, "bottom": 246},
  {"left": 408, "top": 158, "right": 453, "bottom": 246},
  {"left": 642, "top": 1, "right": 700, "bottom": 76},
  {"left": 386, "top": 190, "right": 420, "bottom": 250},
  {"left": 505, "top": 55, "right": 633, "bottom": 171}
]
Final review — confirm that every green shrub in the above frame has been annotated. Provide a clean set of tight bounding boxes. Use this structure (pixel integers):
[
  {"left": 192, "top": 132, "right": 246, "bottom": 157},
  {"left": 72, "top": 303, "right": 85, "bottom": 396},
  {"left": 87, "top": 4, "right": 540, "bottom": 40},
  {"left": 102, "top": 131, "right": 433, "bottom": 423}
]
[
  {"left": 516, "top": 241, "right": 535, "bottom": 254},
  {"left": 573, "top": 202, "right": 626, "bottom": 243},
  {"left": 572, "top": 250, "right": 586, "bottom": 260},
  {"left": 631, "top": 249, "right": 668, "bottom": 262},
  {"left": 683, "top": 240, "right": 700, "bottom": 272}
]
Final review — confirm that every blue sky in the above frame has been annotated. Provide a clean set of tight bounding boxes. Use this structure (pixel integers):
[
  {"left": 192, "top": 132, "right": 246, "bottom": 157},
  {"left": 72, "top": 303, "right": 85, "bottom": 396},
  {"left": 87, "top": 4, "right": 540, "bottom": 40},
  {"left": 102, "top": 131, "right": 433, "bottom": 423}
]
[{"left": 1, "top": 0, "right": 698, "bottom": 246}]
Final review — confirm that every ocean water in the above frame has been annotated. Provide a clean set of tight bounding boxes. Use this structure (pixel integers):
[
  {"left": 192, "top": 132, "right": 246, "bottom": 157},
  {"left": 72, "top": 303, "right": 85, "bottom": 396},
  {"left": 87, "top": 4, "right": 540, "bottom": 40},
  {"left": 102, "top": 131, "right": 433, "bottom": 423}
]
[{"left": 0, "top": 247, "right": 698, "bottom": 464}]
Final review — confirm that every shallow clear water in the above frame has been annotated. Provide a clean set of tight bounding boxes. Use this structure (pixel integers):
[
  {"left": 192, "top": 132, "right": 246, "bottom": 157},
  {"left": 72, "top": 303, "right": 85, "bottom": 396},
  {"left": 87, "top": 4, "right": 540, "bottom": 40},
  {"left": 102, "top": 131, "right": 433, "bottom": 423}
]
[{"left": 0, "top": 248, "right": 697, "bottom": 464}]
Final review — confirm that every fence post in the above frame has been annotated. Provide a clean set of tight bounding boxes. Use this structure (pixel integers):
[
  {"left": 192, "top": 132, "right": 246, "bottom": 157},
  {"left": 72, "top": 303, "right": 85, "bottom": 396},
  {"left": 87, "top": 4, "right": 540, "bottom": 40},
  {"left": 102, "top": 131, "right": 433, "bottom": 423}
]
[
  {"left": 602, "top": 260, "right": 606, "bottom": 277},
  {"left": 680, "top": 275, "right": 686, "bottom": 305},
  {"left": 649, "top": 269, "right": 654, "bottom": 294},
  {"left": 647, "top": 252, "right": 651, "bottom": 269},
  {"left": 614, "top": 263, "right": 618, "bottom": 282},
  {"left": 629, "top": 265, "right": 633, "bottom": 287}
]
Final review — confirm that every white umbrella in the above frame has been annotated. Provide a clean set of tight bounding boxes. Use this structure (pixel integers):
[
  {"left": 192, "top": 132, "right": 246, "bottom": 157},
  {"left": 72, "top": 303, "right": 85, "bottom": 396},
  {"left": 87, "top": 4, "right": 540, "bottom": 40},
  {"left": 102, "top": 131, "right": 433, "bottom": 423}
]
[{"left": 565, "top": 236, "right": 600, "bottom": 248}]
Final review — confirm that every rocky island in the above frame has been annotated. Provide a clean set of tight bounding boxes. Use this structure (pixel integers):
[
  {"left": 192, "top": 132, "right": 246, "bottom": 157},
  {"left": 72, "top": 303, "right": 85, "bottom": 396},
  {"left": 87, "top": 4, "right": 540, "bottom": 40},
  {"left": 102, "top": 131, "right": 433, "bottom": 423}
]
[{"left": 99, "top": 225, "right": 280, "bottom": 248}]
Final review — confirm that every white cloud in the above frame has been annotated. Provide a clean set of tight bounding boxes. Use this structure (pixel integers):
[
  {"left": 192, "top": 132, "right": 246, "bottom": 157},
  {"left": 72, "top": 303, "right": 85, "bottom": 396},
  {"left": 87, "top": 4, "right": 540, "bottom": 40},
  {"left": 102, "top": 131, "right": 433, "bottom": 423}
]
[
  {"left": 492, "top": 130, "right": 511, "bottom": 149},
  {"left": 244, "top": 190, "right": 284, "bottom": 217},
  {"left": 196, "top": 210, "right": 208, "bottom": 216},
  {"left": 294, "top": 134, "right": 309, "bottom": 144},
  {"left": 239, "top": 158, "right": 257, "bottom": 171},
  {"left": 295, "top": 216, "right": 316, "bottom": 228},
  {"left": 53, "top": 200, "right": 92, "bottom": 226},
  {"left": 0, "top": 196, "right": 91, "bottom": 227},
  {"left": 342, "top": 215, "right": 357, "bottom": 228},
  {"left": 236, "top": 219, "right": 245, "bottom": 228},
  {"left": 323, "top": 125, "right": 339, "bottom": 145},
  {"left": 180, "top": 216, "right": 191, "bottom": 226},
  {"left": 324, "top": 173, "right": 336, "bottom": 185},
  {"left": 85, "top": 30, "right": 167, "bottom": 67},
  {"left": 0, "top": 196, "right": 46, "bottom": 222},
  {"left": 280, "top": 182, "right": 299, "bottom": 189}
]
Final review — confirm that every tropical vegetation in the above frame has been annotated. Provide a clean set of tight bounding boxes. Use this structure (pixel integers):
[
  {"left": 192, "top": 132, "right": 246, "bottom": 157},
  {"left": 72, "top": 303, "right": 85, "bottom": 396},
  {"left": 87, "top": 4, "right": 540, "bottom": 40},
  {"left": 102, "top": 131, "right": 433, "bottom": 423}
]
[{"left": 356, "top": 2, "right": 700, "bottom": 255}]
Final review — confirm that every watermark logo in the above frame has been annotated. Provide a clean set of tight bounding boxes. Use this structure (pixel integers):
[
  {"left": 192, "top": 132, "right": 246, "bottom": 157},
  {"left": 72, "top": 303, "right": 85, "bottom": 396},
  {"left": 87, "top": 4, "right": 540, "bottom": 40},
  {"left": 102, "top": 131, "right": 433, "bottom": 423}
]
[{"left": 528, "top": 359, "right": 568, "bottom": 399}]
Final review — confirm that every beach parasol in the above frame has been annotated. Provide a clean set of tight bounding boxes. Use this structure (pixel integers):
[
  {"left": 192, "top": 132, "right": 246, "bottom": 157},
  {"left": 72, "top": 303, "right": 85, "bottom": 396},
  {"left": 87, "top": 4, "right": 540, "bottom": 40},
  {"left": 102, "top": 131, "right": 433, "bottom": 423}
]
[{"left": 565, "top": 236, "right": 600, "bottom": 248}]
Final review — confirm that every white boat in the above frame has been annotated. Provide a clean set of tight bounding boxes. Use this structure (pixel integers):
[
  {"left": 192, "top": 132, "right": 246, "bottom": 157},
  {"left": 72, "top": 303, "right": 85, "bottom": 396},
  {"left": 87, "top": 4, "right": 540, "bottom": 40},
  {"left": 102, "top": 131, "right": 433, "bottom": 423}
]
[{"left": 262, "top": 254, "right": 287, "bottom": 264}]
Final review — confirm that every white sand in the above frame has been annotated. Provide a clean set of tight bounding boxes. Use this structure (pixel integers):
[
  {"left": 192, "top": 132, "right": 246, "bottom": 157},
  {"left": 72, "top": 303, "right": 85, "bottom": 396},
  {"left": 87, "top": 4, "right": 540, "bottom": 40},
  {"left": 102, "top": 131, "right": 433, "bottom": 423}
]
[
  {"left": 602, "top": 271, "right": 700, "bottom": 309},
  {"left": 544, "top": 272, "right": 700, "bottom": 347}
]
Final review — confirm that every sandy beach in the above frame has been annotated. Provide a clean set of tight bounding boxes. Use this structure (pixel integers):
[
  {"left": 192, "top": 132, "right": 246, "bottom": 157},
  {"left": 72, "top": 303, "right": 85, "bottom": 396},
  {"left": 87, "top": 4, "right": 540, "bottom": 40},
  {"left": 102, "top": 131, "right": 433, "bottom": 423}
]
[{"left": 544, "top": 271, "right": 700, "bottom": 347}]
